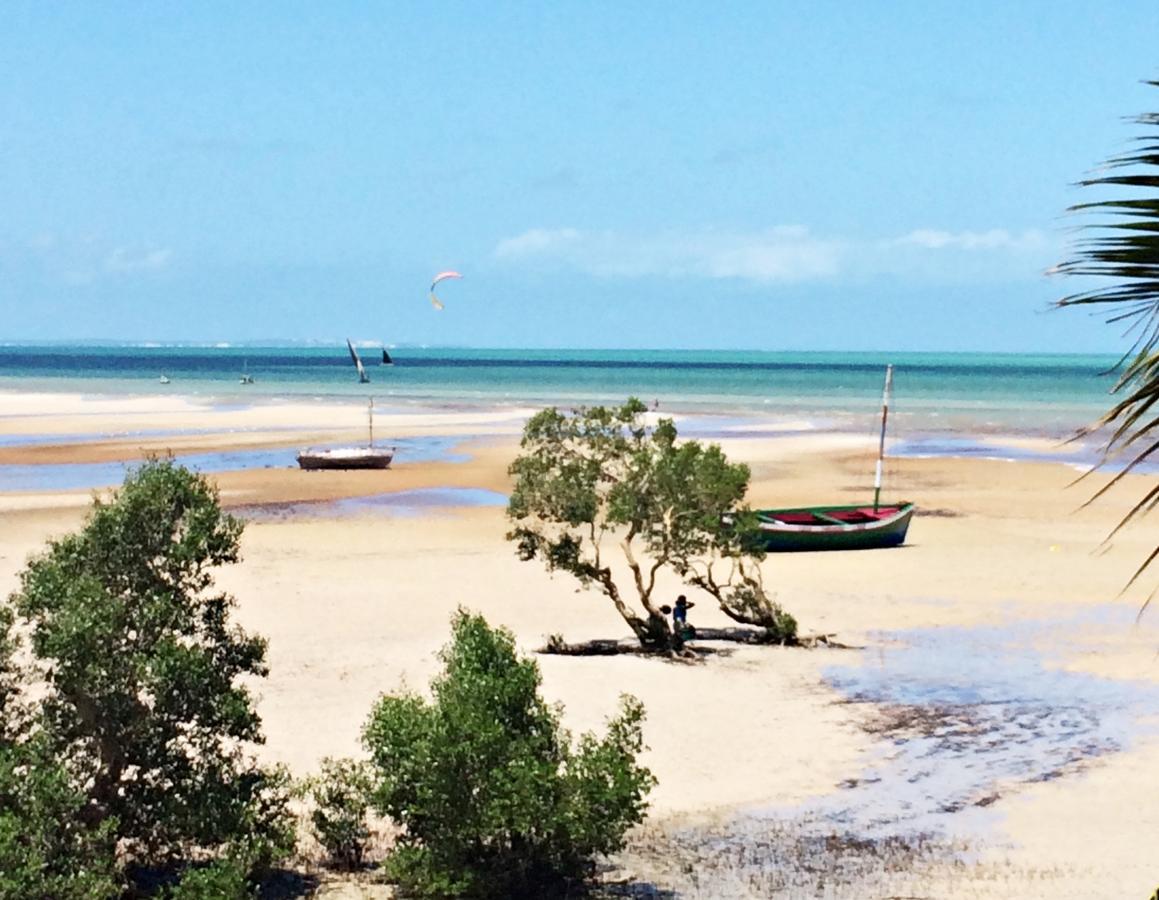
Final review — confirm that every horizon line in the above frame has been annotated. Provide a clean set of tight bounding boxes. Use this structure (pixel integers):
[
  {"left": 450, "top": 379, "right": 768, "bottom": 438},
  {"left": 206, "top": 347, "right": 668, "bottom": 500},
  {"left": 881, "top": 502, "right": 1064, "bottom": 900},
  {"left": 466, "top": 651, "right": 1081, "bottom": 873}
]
[{"left": 0, "top": 339, "right": 1124, "bottom": 358}]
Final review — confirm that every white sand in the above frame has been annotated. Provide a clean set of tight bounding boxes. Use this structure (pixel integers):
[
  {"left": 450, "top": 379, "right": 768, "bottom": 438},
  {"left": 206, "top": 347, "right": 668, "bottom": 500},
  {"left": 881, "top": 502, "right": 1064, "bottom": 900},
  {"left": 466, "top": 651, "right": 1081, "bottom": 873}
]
[{"left": 2, "top": 391, "right": 1158, "bottom": 896}]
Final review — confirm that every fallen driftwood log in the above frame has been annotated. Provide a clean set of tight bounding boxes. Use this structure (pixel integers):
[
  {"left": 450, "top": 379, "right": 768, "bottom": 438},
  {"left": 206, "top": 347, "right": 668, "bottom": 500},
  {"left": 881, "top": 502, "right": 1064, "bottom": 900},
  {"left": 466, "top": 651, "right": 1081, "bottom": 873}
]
[
  {"left": 540, "top": 629, "right": 860, "bottom": 656},
  {"left": 694, "top": 628, "right": 860, "bottom": 649},
  {"left": 794, "top": 632, "right": 860, "bottom": 649},
  {"left": 541, "top": 637, "right": 644, "bottom": 656}
]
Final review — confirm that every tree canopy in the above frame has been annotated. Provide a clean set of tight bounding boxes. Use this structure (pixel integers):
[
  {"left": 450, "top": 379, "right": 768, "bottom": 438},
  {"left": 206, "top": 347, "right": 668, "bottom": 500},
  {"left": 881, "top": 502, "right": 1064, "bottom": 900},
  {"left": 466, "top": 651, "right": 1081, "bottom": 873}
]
[
  {"left": 363, "top": 610, "right": 654, "bottom": 897},
  {"left": 507, "top": 398, "right": 795, "bottom": 649}
]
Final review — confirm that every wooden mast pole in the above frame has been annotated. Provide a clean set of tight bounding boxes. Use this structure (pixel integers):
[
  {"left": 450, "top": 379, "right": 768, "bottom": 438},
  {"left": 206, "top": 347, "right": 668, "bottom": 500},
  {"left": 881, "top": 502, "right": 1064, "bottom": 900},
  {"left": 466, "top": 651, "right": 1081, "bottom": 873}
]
[{"left": 873, "top": 365, "right": 893, "bottom": 511}]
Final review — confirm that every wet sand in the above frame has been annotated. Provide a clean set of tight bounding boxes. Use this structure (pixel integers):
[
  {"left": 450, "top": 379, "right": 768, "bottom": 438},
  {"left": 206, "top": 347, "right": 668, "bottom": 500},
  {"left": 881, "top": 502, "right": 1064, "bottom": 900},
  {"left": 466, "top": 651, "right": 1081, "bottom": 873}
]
[{"left": 1, "top": 392, "right": 1158, "bottom": 898}]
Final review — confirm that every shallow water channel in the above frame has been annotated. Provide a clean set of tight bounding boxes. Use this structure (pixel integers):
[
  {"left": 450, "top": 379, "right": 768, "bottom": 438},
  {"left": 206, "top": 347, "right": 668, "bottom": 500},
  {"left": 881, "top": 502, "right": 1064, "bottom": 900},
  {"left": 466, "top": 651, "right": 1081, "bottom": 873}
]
[{"left": 0, "top": 434, "right": 469, "bottom": 492}]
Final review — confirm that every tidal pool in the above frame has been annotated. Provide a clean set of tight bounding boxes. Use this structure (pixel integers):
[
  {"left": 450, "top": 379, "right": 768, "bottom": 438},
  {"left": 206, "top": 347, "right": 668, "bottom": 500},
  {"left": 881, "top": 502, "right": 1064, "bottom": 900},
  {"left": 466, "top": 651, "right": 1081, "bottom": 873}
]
[
  {"left": 622, "top": 606, "right": 1159, "bottom": 895},
  {"left": 812, "top": 606, "right": 1159, "bottom": 837},
  {"left": 235, "top": 487, "right": 508, "bottom": 522},
  {"left": 0, "top": 435, "right": 469, "bottom": 492}
]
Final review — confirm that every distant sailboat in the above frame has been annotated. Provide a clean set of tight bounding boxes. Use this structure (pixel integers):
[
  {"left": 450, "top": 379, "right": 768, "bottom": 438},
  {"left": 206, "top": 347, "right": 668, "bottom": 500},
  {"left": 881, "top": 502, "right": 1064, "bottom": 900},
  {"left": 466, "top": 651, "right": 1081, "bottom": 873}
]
[
  {"left": 159, "top": 374, "right": 171, "bottom": 385},
  {"left": 346, "top": 338, "right": 370, "bottom": 383},
  {"left": 381, "top": 347, "right": 394, "bottom": 366},
  {"left": 239, "top": 359, "right": 254, "bottom": 384}
]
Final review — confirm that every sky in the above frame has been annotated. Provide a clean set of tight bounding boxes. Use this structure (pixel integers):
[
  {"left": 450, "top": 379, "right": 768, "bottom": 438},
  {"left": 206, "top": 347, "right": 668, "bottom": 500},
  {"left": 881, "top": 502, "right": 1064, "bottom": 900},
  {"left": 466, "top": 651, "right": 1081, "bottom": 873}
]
[{"left": 3, "top": 2, "right": 1159, "bottom": 352}]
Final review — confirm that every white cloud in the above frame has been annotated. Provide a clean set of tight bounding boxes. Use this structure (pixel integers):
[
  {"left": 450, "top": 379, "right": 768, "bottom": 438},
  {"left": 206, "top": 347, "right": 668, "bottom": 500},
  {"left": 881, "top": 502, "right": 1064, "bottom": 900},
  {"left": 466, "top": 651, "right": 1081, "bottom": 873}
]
[
  {"left": 1, "top": 234, "right": 174, "bottom": 284},
  {"left": 494, "top": 225, "right": 1054, "bottom": 284},
  {"left": 494, "top": 228, "right": 581, "bottom": 259},
  {"left": 894, "top": 228, "right": 1047, "bottom": 251},
  {"left": 694, "top": 227, "right": 840, "bottom": 281},
  {"left": 104, "top": 247, "right": 173, "bottom": 273},
  {"left": 495, "top": 226, "right": 840, "bottom": 283}
]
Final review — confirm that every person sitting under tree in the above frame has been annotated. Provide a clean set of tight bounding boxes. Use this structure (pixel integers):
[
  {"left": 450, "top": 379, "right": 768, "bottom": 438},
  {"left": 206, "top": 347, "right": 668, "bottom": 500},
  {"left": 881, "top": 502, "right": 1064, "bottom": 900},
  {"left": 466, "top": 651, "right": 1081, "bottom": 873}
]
[{"left": 672, "top": 595, "right": 695, "bottom": 641}]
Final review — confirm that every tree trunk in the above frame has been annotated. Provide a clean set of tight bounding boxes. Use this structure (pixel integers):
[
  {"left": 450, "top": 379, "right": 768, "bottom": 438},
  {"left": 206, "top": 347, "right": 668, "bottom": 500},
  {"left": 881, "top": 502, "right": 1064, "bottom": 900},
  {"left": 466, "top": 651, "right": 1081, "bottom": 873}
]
[
  {"left": 688, "top": 574, "right": 791, "bottom": 637},
  {"left": 598, "top": 566, "right": 675, "bottom": 651}
]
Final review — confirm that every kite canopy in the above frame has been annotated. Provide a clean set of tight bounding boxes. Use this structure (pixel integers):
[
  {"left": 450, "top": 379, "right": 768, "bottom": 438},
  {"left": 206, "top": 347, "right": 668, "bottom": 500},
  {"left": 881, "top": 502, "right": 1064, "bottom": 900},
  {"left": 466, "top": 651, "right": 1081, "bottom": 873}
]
[{"left": 429, "top": 270, "right": 463, "bottom": 310}]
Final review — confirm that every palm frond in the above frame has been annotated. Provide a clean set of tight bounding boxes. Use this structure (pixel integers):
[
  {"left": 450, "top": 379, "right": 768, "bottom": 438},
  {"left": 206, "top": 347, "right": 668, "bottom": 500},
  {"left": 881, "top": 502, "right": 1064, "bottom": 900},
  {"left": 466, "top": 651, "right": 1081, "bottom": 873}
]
[{"left": 1057, "top": 83, "right": 1159, "bottom": 605}]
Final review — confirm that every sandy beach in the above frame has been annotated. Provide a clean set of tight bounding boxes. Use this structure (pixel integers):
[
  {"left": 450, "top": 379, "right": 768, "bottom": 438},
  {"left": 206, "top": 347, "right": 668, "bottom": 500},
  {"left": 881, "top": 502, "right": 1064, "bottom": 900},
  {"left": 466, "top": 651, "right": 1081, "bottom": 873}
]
[{"left": 2, "top": 390, "right": 1157, "bottom": 898}]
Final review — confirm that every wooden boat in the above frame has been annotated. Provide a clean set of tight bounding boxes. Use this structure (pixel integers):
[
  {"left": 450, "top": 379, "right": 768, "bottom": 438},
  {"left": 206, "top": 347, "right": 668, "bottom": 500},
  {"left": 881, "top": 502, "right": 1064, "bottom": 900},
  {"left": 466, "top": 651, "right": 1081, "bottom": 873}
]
[
  {"left": 753, "top": 502, "right": 914, "bottom": 552},
  {"left": 296, "top": 446, "right": 394, "bottom": 470},
  {"left": 752, "top": 365, "right": 914, "bottom": 552},
  {"left": 297, "top": 398, "right": 394, "bottom": 471}
]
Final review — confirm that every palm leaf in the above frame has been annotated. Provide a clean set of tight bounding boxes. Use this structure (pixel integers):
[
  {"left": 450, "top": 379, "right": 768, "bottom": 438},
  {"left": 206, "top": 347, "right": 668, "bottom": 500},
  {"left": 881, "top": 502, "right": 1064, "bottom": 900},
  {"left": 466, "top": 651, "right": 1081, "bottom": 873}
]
[{"left": 1057, "top": 83, "right": 1159, "bottom": 605}]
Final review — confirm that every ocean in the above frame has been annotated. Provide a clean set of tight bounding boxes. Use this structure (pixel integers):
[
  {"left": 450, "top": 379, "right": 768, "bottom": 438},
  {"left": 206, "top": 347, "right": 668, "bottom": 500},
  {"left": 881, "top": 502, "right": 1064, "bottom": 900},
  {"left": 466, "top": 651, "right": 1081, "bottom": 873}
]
[{"left": 0, "top": 344, "right": 1123, "bottom": 439}]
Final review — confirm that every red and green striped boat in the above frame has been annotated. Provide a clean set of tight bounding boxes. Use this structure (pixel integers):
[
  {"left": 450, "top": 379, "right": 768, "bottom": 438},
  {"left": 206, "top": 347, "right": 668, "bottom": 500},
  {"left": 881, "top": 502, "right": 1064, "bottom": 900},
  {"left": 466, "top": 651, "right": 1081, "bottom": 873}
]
[
  {"left": 753, "top": 365, "right": 915, "bottom": 552},
  {"left": 752, "top": 502, "right": 915, "bottom": 552}
]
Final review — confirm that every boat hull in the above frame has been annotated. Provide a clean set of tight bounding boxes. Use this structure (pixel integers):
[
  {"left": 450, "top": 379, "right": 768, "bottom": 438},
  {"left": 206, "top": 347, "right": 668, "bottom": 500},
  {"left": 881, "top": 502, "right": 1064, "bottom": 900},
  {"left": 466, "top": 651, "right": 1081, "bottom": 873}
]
[
  {"left": 752, "top": 502, "right": 914, "bottom": 552},
  {"left": 296, "top": 448, "right": 394, "bottom": 471}
]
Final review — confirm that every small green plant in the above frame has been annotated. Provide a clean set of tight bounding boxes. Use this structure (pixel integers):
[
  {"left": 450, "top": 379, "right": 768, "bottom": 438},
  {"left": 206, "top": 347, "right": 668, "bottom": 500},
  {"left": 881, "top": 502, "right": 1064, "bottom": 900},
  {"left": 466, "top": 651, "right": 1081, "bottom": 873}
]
[
  {"left": 165, "top": 858, "right": 253, "bottom": 900},
  {"left": 544, "top": 631, "right": 568, "bottom": 653},
  {"left": 304, "top": 757, "right": 374, "bottom": 869},
  {"left": 363, "top": 610, "right": 656, "bottom": 898}
]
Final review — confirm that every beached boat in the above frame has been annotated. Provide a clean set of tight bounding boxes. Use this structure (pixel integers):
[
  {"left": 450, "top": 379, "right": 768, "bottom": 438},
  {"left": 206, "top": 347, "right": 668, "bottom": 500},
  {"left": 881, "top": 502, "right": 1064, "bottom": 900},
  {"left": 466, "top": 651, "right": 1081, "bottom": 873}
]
[
  {"left": 296, "top": 446, "right": 394, "bottom": 470},
  {"left": 752, "top": 365, "right": 914, "bottom": 552},
  {"left": 752, "top": 502, "right": 915, "bottom": 552},
  {"left": 297, "top": 398, "right": 394, "bottom": 471}
]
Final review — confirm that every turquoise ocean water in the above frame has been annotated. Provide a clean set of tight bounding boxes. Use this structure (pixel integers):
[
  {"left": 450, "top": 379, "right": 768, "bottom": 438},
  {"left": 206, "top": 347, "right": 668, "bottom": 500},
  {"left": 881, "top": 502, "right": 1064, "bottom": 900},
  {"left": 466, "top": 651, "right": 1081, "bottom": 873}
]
[
  {"left": 0, "top": 344, "right": 1124, "bottom": 437},
  {"left": 1, "top": 344, "right": 1150, "bottom": 488}
]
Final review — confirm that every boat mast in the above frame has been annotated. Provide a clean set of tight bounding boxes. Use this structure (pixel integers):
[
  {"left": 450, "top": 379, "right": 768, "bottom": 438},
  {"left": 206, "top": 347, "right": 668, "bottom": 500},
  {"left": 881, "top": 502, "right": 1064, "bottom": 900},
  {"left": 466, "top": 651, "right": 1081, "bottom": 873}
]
[{"left": 873, "top": 364, "right": 893, "bottom": 511}]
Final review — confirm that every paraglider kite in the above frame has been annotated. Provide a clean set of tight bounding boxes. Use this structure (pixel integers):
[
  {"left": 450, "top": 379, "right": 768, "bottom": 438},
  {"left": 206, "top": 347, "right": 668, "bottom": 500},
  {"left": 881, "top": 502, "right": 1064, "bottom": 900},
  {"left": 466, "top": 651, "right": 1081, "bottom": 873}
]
[{"left": 429, "top": 271, "right": 462, "bottom": 310}]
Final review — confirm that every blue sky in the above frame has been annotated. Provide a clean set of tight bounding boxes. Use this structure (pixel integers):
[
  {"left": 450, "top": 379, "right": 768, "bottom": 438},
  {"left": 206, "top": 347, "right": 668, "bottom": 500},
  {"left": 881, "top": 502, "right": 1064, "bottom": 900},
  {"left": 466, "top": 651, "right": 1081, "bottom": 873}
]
[{"left": 3, "top": 2, "right": 1159, "bottom": 351}]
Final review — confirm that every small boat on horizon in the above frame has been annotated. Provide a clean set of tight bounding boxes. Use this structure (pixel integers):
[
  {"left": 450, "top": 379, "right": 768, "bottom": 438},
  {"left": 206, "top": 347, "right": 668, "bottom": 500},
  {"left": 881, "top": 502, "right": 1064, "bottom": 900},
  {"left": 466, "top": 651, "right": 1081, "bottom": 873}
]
[
  {"left": 381, "top": 347, "right": 393, "bottom": 366},
  {"left": 750, "top": 365, "right": 914, "bottom": 552}
]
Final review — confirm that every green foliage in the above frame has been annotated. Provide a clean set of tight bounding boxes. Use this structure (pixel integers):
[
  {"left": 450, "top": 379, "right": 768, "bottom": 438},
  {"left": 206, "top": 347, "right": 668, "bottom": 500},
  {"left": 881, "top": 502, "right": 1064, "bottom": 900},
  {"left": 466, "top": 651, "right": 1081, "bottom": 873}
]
[
  {"left": 165, "top": 858, "right": 253, "bottom": 900},
  {"left": 0, "top": 729, "right": 120, "bottom": 900},
  {"left": 363, "top": 611, "right": 655, "bottom": 898},
  {"left": 5, "top": 459, "right": 288, "bottom": 879},
  {"left": 0, "top": 599, "right": 120, "bottom": 900},
  {"left": 218, "top": 764, "right": 298, "bottom": 877},
  {"left": 161, "top": 768, "right": 294, "bottom": 900},
  {"left": 508, "top": 398, "right": 795, "bottom": 646},
  {"left": 304, "top": 757, "right": 375, "bottom": 869},
  {"left": 1056, "top": 82, "right": 1159, "bottom": 600}
]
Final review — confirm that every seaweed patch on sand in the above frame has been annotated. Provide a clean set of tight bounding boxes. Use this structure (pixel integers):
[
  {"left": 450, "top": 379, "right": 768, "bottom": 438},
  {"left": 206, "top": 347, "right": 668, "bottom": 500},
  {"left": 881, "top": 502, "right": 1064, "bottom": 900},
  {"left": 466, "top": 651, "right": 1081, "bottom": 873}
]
[{"left": 601, "top": 607, "right": 1159, "bottom": 897}]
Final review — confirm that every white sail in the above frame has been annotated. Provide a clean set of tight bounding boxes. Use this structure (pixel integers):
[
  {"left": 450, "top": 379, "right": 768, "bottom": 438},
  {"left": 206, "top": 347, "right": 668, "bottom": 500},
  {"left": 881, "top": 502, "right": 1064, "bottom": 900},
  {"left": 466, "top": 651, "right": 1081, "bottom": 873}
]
[{"left": 346, "top": 338, "right": 369, "bottom": 383}]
